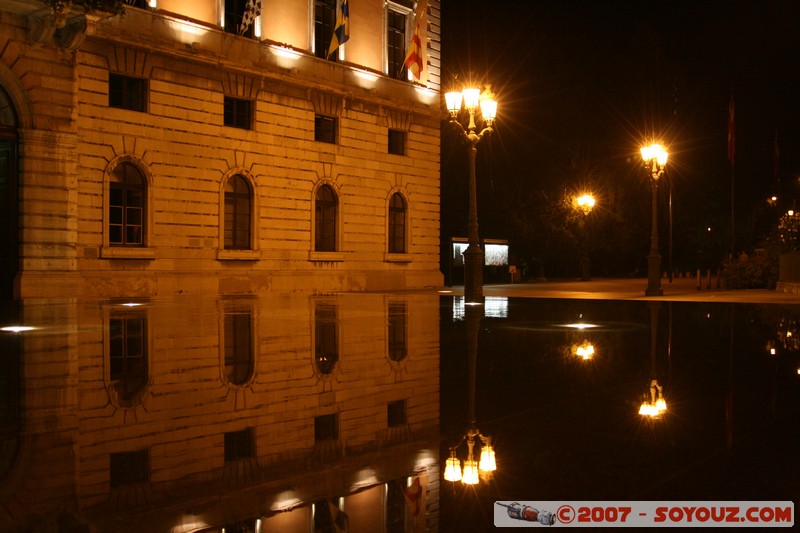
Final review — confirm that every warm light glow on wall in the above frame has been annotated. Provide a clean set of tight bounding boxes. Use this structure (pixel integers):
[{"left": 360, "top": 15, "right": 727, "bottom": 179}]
[
  {"left": 349, "top": 468, "right": 379, "bottom": 490},
  {"left": 176, "top": 517, "right": 210, "bottom": 531},
  {"left": 269, "top": 44, "right": 303, "bottom": 70},
  {"left": 271, "top": 45, "right": 301, "bottom": 60},
  {"left": 414, "top": 85, "right": 437, "bottom": 105},
  {"left": 1, "top": 325, "right": 36, "bottom": 333},
  {"left": 271, "top": 495, "right": 301, "bottom": 511},
  {"left": 169, "top": 19, "right": 209, "bottom": 44},
  {"left": 352, "top": 68, "right": 379, "bottom": 89},
  {"left": 415, "top": 449, "right": 436, "bottom": 470}
]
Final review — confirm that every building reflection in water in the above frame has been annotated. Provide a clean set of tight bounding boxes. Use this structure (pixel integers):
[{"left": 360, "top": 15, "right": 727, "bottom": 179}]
[
  {"left": 0, "top": 293, "right": 440, "bottom": 533},
  {"left": 4, "top": 295, "right": 800, "bottom": 531}
]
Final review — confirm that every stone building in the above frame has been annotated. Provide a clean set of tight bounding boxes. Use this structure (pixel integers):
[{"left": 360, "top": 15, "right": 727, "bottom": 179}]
[{"left": 0, "top": 0, "right": 443, "bottom": 300}]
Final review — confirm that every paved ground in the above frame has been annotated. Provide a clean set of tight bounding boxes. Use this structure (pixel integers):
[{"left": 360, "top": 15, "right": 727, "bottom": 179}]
[{"left": 438, "top": 276, "right": 800, "bottom": 304}]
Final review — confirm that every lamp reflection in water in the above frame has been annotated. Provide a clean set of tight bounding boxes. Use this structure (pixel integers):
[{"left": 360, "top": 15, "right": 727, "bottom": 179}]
[
  {"left": 639, "top": 302, "right": 667, "bottom": 418},
  {"left": 575, "top": 340, "right": 595, "bottom": 361},
  {"left": 444, "top": 304, "right": 496, "bottom": 485}
]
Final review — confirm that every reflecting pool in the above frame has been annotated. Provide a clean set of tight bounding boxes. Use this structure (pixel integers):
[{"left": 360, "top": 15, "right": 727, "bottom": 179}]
[
  {"left": 440, "top": 296, "right": 800, "bottom": 532},
  {"left": 1, "top": 294, "right": 798, "bottom": 532}
]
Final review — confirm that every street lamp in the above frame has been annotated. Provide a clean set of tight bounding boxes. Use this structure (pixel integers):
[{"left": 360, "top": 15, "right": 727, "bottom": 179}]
[
  {"left": 640, "top": 143, "right": 668, "bottom": 296},
  {"left": 575, "top": 194, "right": 595, "bottom": 281},
  {"left": 445, "top": 86, "right": 497, "bottom": 304}
]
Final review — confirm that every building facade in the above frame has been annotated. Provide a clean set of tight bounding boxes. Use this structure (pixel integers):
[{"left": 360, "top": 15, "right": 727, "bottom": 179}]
[{"left": 0, "top": 0, "right": 443, "bottom": 299}]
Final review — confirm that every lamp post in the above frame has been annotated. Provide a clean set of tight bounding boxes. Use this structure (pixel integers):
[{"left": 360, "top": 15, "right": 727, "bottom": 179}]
[
  {"left": 640, "top": 143, "right": 668, "bottom": 296},
  {"left": 575, "top": 194, "right": 595, "bottom": 281},
  {"left": 445, "top": 87, "right": 497, "bottom": 304},
  {"left": 444, "top": 304, "right": 496, "bottom": 485}
]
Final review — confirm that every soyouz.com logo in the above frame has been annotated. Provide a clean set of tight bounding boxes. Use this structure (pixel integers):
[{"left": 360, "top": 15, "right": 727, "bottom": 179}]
[{"left": 494, "top": 501, "right": 794, "bottom": 527}]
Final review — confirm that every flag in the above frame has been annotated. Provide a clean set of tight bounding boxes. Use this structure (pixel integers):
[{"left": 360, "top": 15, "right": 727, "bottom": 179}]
[
  {"left": 327, "top": 0, "right": 350, "bottom": 60},
  {"left": 402, "top": 0, "right": 428, "bottom": 81},
  {"left": 727, "top": 92, "right": 735, "bottom": 165},
  {"left": 402, "top": 476, "right": 422, "bottom": 517},
  {"left": 329, "top": 499, "right": 349, "bottom": 533},
  {"left": 238, "top": 0, "right": 262, "bottom": 36}
]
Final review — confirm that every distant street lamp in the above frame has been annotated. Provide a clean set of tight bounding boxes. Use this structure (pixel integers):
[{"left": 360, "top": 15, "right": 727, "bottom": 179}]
[
  {"left": 445, "top": 86, "right": 497, "bottom": 304},
  {"left": 640, "top": 143, "right": 668, "bottom": 296},
  {"left": 575, "top": 194, "right": 595, "bottom": 281}
]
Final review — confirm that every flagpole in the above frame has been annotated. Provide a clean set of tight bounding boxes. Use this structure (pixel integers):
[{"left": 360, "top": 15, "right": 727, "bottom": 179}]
[{"left": 731, "top": 163, "right": 735, "bottom": 258}]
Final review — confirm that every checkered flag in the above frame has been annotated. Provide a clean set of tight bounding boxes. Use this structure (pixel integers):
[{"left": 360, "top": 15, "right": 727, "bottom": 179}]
[{"left": 238, "top": 0, "right": 262, "bottom": 36}]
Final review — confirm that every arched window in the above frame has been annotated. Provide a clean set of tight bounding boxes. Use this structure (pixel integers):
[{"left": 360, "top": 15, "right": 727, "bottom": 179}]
[
  {"left": 109, "top": 163, "right": 146, "bottom": 246},
  {"left": 224, "top": 175, "right": 252, "bottom": 250},
  {"left": 315, "top": 184, "right": 337, "bottom": 252},
  {"left": 388, "top": 193, "right": 406, "bottom": 253},
  {"left": 0, "top": 86, "right": 19, "bottom": 299}
]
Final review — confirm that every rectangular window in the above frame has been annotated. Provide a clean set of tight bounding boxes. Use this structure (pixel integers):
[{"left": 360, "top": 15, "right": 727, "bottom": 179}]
[
  {"left": 388, "top": 129, "right": 406, "bottom": 155},
  {"left": 388, "top": 400, "right": 407, "bottom": 427},
  {"left": 387, "top": 9, "right": 408, "bottom": 79},
  {"left": 314, "top": 303, "right": 338, "bottom": 374},
  {"left": 314, "top": 0, "right": 337, "bottom": 60},
  {"left": 315, "top": 413, "right": 338, "bottom": 442},
  {"left": 387, "top": 301, "right": 408, "bottom": 361},
  {"left": 224, "top": 96, "right": 252, "bottom": 129},
  {"left": 224, "top": 0, "right": 254, "bottom": 37},
  {"left": 109, "top": 312, "right": 147, "bottom": 402},
  {"left": 386, "top": 478, "right": 407, "bottom": 532},
  {"left": 109, "top": 73, "right": 147, "bottom": 112},
  {"left": 224, "top": 311, "right": 253, "bottom": 385},
  {"left": 224, "top": 428, "right": 254, "bottom": 461},
  {"left": 315, "top": 115, "right": 337, "bottom": 144},
  {"left": 110, "top": 450, "right": 149, "bottom": 487}
]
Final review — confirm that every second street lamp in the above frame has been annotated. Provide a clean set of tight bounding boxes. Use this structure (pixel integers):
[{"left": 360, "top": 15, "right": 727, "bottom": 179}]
[
  {"left": 575, "top": 194, "right": 595, "bottom": 281},
  {"left": 640, "top": 143, "right": 668, "bottom": 297},
  {"left": 445, "top": 86, "right": 497, "bottom": 304}
]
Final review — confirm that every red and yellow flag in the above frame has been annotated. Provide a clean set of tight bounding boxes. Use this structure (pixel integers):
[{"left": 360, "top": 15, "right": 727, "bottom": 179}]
[{"left": 402, "top": 0, "right": 428, "bottom": 81}]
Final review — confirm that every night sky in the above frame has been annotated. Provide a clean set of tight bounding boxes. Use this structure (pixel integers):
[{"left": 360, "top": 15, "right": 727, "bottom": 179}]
[{"left": 440, "top": 0, "right": 800, "bottom": 278}]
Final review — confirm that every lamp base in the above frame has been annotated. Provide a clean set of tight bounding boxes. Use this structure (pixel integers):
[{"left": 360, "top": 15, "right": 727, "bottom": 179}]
[{"left": 645, "top": 253, "right": 663, "bottom": 296}]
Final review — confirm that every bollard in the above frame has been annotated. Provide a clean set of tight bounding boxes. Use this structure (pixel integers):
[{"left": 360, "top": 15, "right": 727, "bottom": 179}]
[
  {"left": 696, "top": 269, "right": 701, "bottom": 290},
  {"left": 706, "top": 269, "right": 711, "bottom": 289}
]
